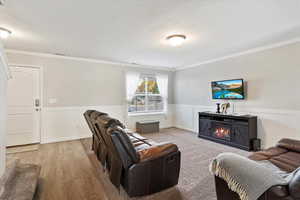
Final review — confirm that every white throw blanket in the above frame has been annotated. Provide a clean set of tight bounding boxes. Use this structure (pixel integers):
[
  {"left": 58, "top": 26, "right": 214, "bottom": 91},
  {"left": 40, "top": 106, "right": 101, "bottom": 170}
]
[{"left": 210, "top": 153, "right": 295, "bottom": 200}]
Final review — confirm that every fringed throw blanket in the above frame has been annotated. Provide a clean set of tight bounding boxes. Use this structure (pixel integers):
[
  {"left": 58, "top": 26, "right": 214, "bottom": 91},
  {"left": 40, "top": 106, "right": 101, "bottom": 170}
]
[{"left": 210, "top": 153, "right": 294, "bottom": 200}]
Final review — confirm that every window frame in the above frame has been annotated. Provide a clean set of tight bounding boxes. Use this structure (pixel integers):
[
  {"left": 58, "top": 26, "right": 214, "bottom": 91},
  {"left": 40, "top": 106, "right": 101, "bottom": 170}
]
[{"left": 128, "top": 75, "right": 165, "bottom": 115}]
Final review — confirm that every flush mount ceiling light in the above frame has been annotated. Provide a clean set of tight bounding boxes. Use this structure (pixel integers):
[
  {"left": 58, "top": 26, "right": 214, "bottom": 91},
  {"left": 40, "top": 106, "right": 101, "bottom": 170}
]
[
  {"left": 0, "top": 0, "right": 6, "bottom": 6},
  {"left": 166, "top": 34, "right": 186, "bottom": 47},
  {"left": 0, "top": 27, "right": 12, "bottom": 39}
]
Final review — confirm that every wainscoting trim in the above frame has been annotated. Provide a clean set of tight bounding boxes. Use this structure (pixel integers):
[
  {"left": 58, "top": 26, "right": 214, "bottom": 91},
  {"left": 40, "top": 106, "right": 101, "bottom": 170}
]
[
  {"left": 173, "top": 104, "right": 300, "bottom": 148},
  {"left": 41, "top": 105, "right": 174, "bottom": 144}
]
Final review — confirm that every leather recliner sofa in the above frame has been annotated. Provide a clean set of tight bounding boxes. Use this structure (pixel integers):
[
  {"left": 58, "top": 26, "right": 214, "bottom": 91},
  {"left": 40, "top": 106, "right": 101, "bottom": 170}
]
[
  {"left": 84, "top": 110, "right": 181, "bottom": 197},
  {"left": 215, "top": 138, "right": 300, "bottom": 200}
]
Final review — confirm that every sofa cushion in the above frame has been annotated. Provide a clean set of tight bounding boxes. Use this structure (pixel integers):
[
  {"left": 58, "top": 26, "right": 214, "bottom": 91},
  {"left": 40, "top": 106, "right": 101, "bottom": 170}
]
[
  {"left": 269, "top": 152, "right": 300, "bottom": 172},
  {"left": 248, "top": 147, "right": 295, "bottom": 172},
  {"left": 269, "top": 159, "right": 297, "bottom": 173},
  {"left": 249, "top": 147, "right": 287, "bottom": 161},
  {"left": 138, "top": 142, "right": 178, "bottom": 162},
  {"left": 248, "top": 153, "right": 269, "bottom": 161},
  {"left": 277, "top": 138, "right": 300, "bottom": 153},
  {"left": 97, "top": 115, "right": 125, "bottom": 129},
  {"left": 128, "top": 132, "right": 148, "bottom": 141},
  {"left": 90, "top": 110, "right": 108, "bottom": 123},
  {"left": 133, "top": 139, "right": 158, "bottom": 151},
  {"left": 258, "top": 147, "right": 288, "bottom": 157}
]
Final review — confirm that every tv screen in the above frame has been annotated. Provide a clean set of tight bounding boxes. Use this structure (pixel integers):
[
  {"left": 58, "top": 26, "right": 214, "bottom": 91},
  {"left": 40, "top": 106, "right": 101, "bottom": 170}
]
[{"left": 211, "top": 79, "right": 245, "bottom": 99}]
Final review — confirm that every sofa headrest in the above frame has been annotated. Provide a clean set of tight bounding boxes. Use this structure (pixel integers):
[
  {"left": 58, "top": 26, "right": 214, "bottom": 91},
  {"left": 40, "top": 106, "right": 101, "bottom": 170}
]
[
  {"left": 107, "top": 126, "right": 140, "bottom": 164},
  {"left": 84, "top": 110, "right": 96, "bottom": 117},
  {"left": 96, "top": 115, "right": 125, "bottom": 129},
  {"left": 90, "top": 111, "right": 107, "bottom": 120},
  {"left": 84, "top": 110, "right": 92, "bottom": 118},
  {"left": 83, "top": 110, "right": 97, "bottom": 133},
  {"left": 277, "top": 138, "right": 300, "bottom": 153},
  {"left": 83, "top": 110, "right": 95, "bottom": 122}
]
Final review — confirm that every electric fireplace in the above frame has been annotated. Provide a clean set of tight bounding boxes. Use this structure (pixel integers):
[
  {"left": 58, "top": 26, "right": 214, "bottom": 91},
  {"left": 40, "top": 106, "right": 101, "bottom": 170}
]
[{"left": 198, "top": 112, "right": 258, "bottom": 151}]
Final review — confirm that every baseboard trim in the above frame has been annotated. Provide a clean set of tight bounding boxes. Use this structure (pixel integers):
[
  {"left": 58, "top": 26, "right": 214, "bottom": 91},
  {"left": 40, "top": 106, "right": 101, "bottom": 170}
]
[
  {"left": 173, "top": 126, "right": 195, "bottom": 133},
  {"left": 42, "top": 135, "right": 92, "bottom": 144}
]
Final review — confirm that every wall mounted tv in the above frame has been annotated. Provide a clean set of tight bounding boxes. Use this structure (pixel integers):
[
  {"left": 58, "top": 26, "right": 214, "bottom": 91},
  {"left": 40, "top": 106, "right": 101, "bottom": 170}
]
[{"left": 211, "top": 79, "right": 245, "bottom": 100}]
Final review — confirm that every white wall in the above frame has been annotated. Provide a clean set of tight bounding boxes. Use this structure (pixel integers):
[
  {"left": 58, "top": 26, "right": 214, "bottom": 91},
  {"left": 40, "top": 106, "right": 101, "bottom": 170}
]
[
  {"left": 0, "top": 63, "right": 7, "bottom": 176},
  {"left": 174, "top": 42, "right": 300, "bottom": 148},
  {"left": 41, "top": 105, "right": 174, "bottom": 143},
  {"left": 0, "top": 44, "right": 9, "bottom": 176},
  {"left": 8, "top": 43, "right": 300, "bottom": 148},
  {"left": 6, "top": 52, "right": 175, "bottom": 144}
]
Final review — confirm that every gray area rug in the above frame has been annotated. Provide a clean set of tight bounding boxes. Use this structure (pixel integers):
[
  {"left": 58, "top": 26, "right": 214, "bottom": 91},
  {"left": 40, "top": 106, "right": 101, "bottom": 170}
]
[{"left": 84, "top": 128, "right": 249, "bottom": 200}]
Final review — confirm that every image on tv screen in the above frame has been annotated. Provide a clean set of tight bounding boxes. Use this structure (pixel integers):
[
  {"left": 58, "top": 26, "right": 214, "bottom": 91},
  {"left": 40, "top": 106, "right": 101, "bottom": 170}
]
[{"left": 212, "top": 79, "right": 244, "bottom": 99}]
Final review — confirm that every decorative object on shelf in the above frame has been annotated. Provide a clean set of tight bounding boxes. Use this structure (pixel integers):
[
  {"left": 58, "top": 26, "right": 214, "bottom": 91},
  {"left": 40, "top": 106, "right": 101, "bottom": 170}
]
[
  {"left": 221, "top": 103, "right": 230, "bottom": 114},
  {"left": 231, "top": 102, "right": 235, "bottom": 114},
  {"left": 216, "top": 103, "right": 221, "bottom": 113}
]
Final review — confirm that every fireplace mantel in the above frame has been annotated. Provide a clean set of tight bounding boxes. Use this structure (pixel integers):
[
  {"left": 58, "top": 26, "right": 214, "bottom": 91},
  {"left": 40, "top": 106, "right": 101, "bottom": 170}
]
[{"left": 198, "top": 112, "right": 258, "bottom": 151}]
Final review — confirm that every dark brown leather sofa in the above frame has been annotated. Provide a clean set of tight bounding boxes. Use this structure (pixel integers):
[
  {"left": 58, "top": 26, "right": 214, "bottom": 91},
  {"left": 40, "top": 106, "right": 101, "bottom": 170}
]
[
  {"left": 215, "top": 138, "right": 300, "bottom": 200},
  {"left": 84, "top": 110, "right": 181, "bottom": 197}
]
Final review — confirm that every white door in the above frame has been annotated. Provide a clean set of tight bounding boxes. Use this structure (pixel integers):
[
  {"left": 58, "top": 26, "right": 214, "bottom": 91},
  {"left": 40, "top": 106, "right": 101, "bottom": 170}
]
[{"left": 6, "top": 66, "right": 41, "bottom": 146}]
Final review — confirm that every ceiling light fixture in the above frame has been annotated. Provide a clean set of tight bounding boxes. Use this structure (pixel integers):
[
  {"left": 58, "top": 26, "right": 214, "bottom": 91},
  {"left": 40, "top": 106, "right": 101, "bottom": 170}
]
[
  {"left": 0, "top": 0, "right": 5, "bottom": 6},
  {"left": 166, "top": 34, "right": 186, "bottom": 47},
  {"left": 0, "top": 27, "right": 12, "bottom": 39}
]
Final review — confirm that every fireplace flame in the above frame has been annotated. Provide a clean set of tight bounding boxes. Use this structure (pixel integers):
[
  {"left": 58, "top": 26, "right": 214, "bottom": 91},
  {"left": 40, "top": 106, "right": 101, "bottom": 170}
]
[{"left": 215, "top": 127, "right": 230, "bottom": 139}]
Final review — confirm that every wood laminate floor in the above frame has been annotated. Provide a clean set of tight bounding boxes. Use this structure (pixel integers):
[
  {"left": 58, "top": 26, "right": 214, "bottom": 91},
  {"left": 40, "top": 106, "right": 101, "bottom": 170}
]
[
  {"left": 7, "top": 128, "right": 248, "bottom": 200},
  {"left": 7, "top": 139, "right": 116, "bottom": 200}
]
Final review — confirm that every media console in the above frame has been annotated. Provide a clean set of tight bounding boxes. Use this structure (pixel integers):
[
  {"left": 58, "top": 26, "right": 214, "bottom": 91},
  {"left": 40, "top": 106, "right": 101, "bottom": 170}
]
[{"left": 198, "top": 112, "right": 258, "bottom": 151}]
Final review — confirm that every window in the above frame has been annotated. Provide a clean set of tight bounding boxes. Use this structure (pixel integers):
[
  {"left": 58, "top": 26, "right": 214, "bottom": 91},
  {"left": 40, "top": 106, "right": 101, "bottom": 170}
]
[{"left": 126, "top": 73, "right": 168, "bottom": 114}]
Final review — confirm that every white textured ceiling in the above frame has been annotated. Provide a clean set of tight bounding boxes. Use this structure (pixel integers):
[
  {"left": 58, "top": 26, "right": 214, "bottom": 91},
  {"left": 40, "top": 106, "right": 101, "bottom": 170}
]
[{"left": 0, "top": 0, "right": 300, "bottom": 68}]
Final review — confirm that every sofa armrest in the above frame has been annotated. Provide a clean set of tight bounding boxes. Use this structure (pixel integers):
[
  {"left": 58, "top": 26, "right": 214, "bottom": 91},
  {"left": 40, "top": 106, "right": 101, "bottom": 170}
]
[
  {"left": 289, "top": 169, "right": 300, "bottom": 199},
  {"left": 267, "top": 185, "right": 289, "bottom": 198},
  {"left": 138, "top": 143, "right": 178, "bottom": 162}
]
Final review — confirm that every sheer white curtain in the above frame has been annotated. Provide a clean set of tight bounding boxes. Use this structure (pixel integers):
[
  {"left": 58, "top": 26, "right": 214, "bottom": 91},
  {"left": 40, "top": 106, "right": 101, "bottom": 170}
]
[
  {"left": 156, "top": 74, "right": 168, "bottom": 112},
  {"left": 126, "top": 71, "right": 140, "bottom": 102}
]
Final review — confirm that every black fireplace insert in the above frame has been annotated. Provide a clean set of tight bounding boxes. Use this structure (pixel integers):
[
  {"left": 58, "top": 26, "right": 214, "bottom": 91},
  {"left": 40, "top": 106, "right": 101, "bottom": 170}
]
[
  {"left": 212, "top": 121, "right": 232, "bottom": 141},
  {"left": 198, "top": 112, "right": 258, "bottom": 151}
]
